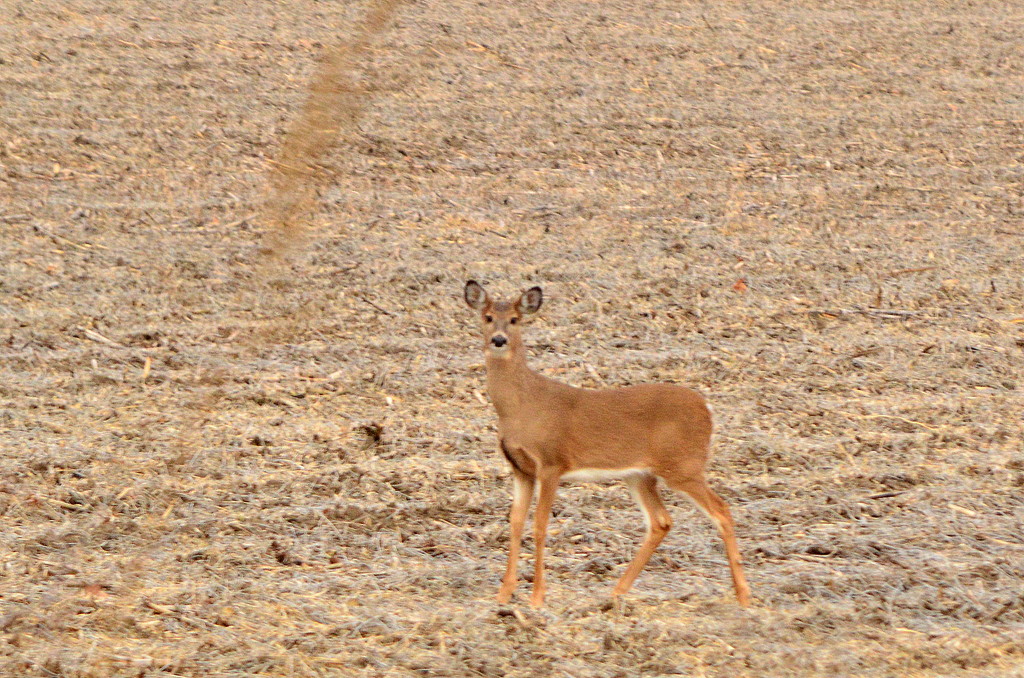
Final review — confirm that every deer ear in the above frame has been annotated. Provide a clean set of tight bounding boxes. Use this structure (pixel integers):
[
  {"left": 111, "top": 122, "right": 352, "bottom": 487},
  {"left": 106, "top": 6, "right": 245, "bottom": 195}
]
[
  {"left": 516, "top": 286, "right": 543, "bottom": 315},
  {"left": 464, "top": 280, "right": 489, "bottom": 310}
]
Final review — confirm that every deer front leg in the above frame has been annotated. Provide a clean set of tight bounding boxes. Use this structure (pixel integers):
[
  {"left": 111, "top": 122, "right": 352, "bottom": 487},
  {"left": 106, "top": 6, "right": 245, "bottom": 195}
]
[
  {"left": 498, "top": 468, "right": 534, "bottom": 604},
  {"left": 529, "top": 468, "right": 560, "bottom": 608}
]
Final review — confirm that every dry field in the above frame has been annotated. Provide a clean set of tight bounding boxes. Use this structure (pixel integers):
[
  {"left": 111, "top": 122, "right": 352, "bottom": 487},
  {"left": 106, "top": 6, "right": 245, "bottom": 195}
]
[{"left": 2, "top": 0, "right": 1023, "bottom": 676}]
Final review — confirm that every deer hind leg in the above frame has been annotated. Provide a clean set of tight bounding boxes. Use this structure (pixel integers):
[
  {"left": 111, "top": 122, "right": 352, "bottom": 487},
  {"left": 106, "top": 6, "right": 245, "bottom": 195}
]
[
  {"left": 528, "top": 468, "right": 560, "bottom": 608},
  {"left": 612, "top": 473, "right": 672, "bottom": 597},
  {"left": 669, "top": 475, "right": 752, "bottom": 607},
  {"left": 497, "top": 468, "right": 534, "bottom": 604}
]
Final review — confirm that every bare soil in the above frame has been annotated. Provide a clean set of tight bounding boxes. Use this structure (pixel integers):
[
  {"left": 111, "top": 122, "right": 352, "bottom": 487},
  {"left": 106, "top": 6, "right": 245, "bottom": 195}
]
[{"left": 2, "top": 0, "right": 1023, "bottom": 676}]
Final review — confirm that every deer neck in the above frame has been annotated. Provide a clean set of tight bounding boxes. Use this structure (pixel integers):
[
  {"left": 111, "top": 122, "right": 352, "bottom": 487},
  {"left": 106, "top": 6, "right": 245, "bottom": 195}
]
[{"left": 484, "top": 343, "right": 537, "bottom": 420}]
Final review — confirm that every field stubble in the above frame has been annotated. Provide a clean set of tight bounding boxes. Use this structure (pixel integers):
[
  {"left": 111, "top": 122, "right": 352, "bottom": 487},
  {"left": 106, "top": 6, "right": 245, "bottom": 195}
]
[{"left": 1, "top": 0, "right": 1023, "bottom": 676}]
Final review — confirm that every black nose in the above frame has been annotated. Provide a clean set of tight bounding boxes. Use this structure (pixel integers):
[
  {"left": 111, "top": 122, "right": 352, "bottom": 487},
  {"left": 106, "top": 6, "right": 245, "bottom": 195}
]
[{"left": 491, "top": 335, "right": 508, "bottom": 347}]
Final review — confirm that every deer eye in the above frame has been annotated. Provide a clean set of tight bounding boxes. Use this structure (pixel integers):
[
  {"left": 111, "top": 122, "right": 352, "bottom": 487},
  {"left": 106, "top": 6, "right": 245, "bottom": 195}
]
[
  {"left": 484, "top": 315, "right": 493, "bottom": 323},
  {"left": 509, "top": 317, "right": 518, "bottom": 325}
]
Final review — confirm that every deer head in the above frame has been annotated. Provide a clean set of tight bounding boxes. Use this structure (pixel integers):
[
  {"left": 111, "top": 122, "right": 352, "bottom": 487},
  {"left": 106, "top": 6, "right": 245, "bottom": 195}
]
[{"left": 464, "top": 280, "right": 542, "bottom": 358}]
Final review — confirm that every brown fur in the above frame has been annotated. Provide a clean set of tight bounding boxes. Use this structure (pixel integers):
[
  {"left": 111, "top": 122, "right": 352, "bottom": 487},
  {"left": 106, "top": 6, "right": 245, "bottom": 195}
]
[{"left": 465, "top": 280, "right": 751, "bottom": 608}]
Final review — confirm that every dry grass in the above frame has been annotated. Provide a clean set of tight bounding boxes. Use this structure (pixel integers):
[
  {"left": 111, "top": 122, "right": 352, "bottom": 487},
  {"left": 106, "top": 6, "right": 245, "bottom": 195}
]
[{"left": 2, "top": 0, "right": 1023, "bottom": 676}]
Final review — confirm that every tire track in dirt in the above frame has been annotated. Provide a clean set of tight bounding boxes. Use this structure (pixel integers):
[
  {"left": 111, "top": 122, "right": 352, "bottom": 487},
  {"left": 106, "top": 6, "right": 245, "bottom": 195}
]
[
  {"left": 177, "top": 0, "right": 406, "bottom": 461},
  {"left": 259, "top": 0, "right": 405, "bottom": 263}
]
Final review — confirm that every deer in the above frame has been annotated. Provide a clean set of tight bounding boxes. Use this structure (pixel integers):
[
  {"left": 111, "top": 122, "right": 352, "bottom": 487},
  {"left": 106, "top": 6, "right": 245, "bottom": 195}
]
[{"left": 463, "top": 280, "right": 751, "bottom": 609}]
